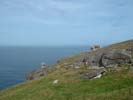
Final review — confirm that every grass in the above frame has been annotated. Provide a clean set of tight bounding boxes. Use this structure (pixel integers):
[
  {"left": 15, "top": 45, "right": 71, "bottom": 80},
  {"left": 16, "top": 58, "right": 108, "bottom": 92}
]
[
  {"left": 0, "top": 67, "right": 133, "bottom": 100},
  {"left": 58, "top": 39, "right": 133, "bottom": 65},
  {"left": 0, "top": 40, "right": 133, "bottom": 100}
]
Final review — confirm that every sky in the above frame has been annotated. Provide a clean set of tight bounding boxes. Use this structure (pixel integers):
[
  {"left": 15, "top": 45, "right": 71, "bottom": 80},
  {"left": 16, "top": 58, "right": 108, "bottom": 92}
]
[{"left": 0, "top": 0, "right": 133, "bottom": 46}]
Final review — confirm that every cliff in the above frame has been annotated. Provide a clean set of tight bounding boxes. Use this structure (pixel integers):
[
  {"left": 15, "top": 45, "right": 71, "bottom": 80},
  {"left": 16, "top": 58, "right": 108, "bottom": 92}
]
[
  {"left": 0, "top": 40, "right": 133, "bottom": 100},
  {"left": 27, "top": 40, "right": 133, "bottom": 80}
]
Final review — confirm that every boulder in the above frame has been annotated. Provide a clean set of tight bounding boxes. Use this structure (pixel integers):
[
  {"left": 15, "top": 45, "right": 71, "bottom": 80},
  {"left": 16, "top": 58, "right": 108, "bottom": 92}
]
[
  {"left": 94, "top": 74, "right": 102, "bottom": 79},
  {"left": 80, "top": 68, "right": 106, "bottom": 79},
  {"left": 81, "top": 49, "right": 132, "bottom": 68},
  {"left": 101, "top": 50, "right": 132, "bottom": 67},
  {"left": 90, "top": 45, "right": 101, "bottom": 51},
  {"left": 53, "top": 80, "right": 59, "bottom": 84},
  {"left": 82, "top": 52, "right": 103, "bottom": 67},
  {"left": 26, "top": 68, "right": 48, "bottom": 80}
]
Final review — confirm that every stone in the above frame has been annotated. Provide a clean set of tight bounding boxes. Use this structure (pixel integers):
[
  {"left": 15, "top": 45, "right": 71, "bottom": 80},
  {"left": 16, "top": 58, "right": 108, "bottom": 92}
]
[
  {"left": 53, "top": 80, "right": 59, "bottom": 84},
  {"left": 81, "top": 49, "right": 132, "bottom": 68},
  {"left": 90, "top": 45, "right": 101, "bottom": 51},
  {"left": 26, "top": 68, "right": 48, "bottom": 80},
  {"left": 64, "top": 65, "right": 73, "bottom": 70},
  {"left": 74, "top": 66, "right": 80, "bottom": 69},
  {"left": 101, "top": 50, "right": 132, "bottom": 67},
  {"left": 83, "top": 53, "right": 103, "bottom": 67},
  {"left": 80, "top": 68, "right": 106, "bottom": 79},
  {"left": 94, "top": 74, "right": 102, "bottom": 79},
  {"left": 41, "top": 62, "right": 47, "bottom": 69}
]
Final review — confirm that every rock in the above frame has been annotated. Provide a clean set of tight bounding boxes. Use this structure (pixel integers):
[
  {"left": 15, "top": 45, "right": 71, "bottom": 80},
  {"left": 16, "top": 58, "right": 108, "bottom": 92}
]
[
  {"left": 26, "top": 68, "right": 48, "bottom": 80},
  {"left": 74, "top": 66, "right": 80, "bottom": 69},
  {"left": 64, "top": 65, "right": 73, "bottom": 70},
  {"left": 27, "top": 40, "right": 133, "bottom": 81},
  {"left": 63, "top": 63, "right": 82, "bottom": 70},
  {"left": 94, "top": 74, "right": 102, "bottom": 79},
  {"left": 41, "top": 62, "right": 47, "bottom": 69},
  {"left": 88, "top": 66, "right": 104, "bottom": 70},
  {"left": 83, "top": 52, "right": 103, "bottom": 67},
  {"left": 80, "top": 68, "right": 106, "bottom": 79},
  {"left": 73, "top": 63, "right": 82, "bottom": 69},
  {"left": 53, "top": 80, "right": 59, "bottom": 84},
  {"left": 90, "top": 45, "right": 101, "bottom": 51},
  {"left": 81, "top": 49, "right": 132, "bottom": 68},
  {"left": 101, "top": 50, "right": 132, "bottom": 68}
]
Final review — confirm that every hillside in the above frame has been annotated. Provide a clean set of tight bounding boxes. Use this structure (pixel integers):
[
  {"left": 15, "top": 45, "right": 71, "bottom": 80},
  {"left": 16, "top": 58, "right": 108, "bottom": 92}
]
[
  {"left": 58, "top": 39, "right": 133, "bottom": 65},
  {"left": 0, "top": 40, "right": 133, "bottom": 100}
]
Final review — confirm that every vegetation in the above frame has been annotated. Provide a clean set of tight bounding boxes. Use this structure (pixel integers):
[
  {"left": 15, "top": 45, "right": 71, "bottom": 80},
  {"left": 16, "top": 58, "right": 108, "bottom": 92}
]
[
  {"left": 58, "top": 40, "right": 133, "bottom": 65},
  {"left": 0, "top": 67, "right": 133, "bottom": 100},
  {"left": 0, "top": 40, "right": 133, "bottom": 100}
]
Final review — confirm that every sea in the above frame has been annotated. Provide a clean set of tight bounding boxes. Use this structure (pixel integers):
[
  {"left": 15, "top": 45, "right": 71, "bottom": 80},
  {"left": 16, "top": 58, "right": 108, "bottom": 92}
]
[{"left": 0, "top": 46, "right": 89, "bottom": 90}]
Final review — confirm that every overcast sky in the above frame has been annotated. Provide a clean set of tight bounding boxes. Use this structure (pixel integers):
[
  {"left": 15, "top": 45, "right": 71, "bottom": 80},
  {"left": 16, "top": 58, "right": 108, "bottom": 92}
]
[{"left": 0, "top": 0, "right": 133, "bottom": 46}]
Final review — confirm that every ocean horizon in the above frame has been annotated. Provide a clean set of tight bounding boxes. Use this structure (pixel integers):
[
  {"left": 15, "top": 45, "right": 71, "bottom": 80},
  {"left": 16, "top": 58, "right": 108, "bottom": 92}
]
[{"left": 0, "top": 46, "right": 89, "bottom": 90}]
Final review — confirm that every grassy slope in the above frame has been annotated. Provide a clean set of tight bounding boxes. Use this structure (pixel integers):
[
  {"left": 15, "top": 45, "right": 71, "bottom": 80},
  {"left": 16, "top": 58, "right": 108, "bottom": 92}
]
[
  {"left": 0, "top": 68, "right": 133, "bottom": 100},
  {"left": 58, "top": 39, "right": 133, "bottom": 65},
  {"left": 0, "top": 40, "right": 133, "bottom": 100}
]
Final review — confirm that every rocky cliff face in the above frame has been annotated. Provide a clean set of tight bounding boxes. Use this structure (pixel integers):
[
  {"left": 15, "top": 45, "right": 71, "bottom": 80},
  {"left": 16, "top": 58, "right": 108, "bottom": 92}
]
[
  {"left": 26, "top": 68, "right": 48, "bottom": 80},
  {"left": 60, "top": 40, "right": 133, "bottom": 68},
  {"left": 27, "top": 40, "right": 133, "bottom": 80},
  {"left": 83, "top": 49, "right": 132, "bottom": 68}
]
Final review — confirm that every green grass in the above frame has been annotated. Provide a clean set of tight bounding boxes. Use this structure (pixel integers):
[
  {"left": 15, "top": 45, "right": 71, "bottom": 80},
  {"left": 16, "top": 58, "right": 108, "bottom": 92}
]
[
  {"left": 0, "top": 68, "right": 133, "bottom": 100},
  {"left": 0, "top": 40, "right": 133, "bottom": 100},
  {"left": 58, "top": 40, "right": 133, "bottom": 65}
]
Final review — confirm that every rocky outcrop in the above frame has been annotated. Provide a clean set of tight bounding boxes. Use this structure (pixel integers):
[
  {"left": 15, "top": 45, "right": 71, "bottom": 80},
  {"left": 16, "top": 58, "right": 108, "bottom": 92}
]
[
  {"left": 90, "top": 45, "right": 101, "bottom": 51},
  {"left": 26, "top": 68, "right": 48, "bottom": 80},
  {"left": 27, "top": 40, "right": 133, "bottom": 81},
  {"left": 82, "top": 49, "right": 132, "bottom": 68},
  {"left": 101, "top": 50, "right": 132, "bottom": 67},
  {"left": 80, "top": 68, "right": 106, "bottom": 79}
]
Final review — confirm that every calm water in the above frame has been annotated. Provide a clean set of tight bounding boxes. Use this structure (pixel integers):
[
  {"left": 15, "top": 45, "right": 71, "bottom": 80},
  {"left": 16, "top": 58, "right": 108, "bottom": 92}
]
[{"left": 0, "top": 46, "right": 88, "bottom": 90}]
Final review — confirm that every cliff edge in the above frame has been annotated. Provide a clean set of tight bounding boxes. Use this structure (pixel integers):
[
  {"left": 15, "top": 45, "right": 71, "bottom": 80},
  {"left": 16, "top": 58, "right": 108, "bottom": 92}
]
[
  {"left": 27, "top": 40, "right": 133, "bottom": 80},
  {"left": 1, "top": 40, "right": 133, "bottom": 100}
]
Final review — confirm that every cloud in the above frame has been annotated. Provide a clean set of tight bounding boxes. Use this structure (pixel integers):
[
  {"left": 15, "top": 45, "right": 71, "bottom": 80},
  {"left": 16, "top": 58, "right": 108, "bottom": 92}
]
[
  {"left": 0, "top": 0, "right": 133, "bottom": 46},
  {"left": 0, "top": 0, "right": 133, "bottom": 28}
]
